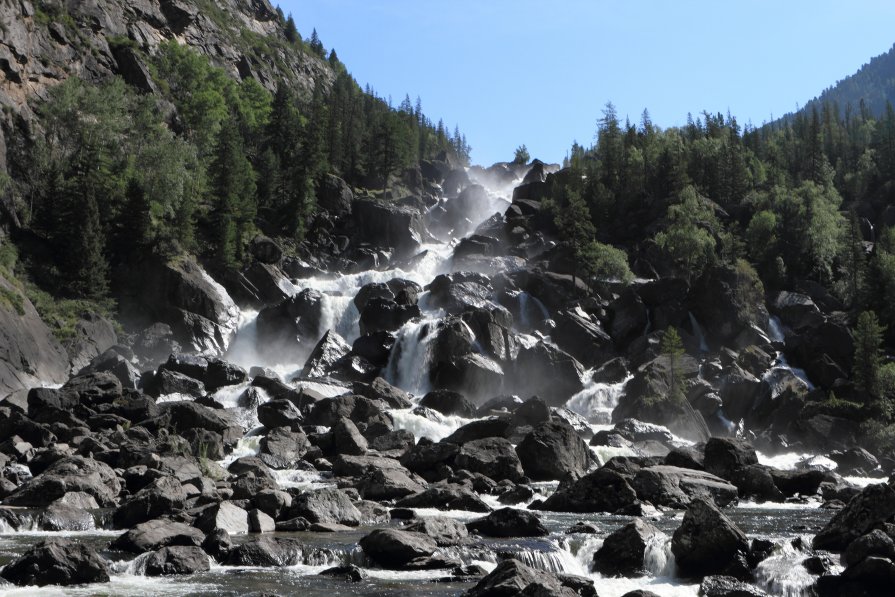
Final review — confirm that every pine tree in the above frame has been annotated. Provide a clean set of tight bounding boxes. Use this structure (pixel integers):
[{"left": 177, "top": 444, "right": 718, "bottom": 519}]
[
  {"left": 661, "top": 326, "right": 686, "bottom": 403},
  {"left": 285, "top": 14, "right": 298, "bottom": 43},
  {"left": 309, "top": 28, "right": 325, "bottom": 57},
  {"left": 209, "top": 122, "right": 256, "bottom": 267},
  {"left": 854, "top": 310, "right": 885, "bottom": 401}
]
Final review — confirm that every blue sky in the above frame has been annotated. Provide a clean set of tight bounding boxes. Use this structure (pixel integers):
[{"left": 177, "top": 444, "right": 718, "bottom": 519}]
[{"left": 277, "top": 0, "right": 895, "bottom": 166}]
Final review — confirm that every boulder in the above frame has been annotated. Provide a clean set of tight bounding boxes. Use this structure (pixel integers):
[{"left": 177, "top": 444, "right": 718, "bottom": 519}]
[
  {"left": 351, "top": 197, "right": 425, "bottom": 257},
  {"left": 223, "top": 536, "right": 295, "bottom": 567},
  {"left": 700, "top": 575, "right": 768, "bottom": 597},
  {"left": 38, "top": 504, "right": 95, "bottom": 532},
  {"left": 671, "top": 497, "right": 751, "bottom": 579},
  {"left": 515, "top": 419, "right": 592, "bottom": 481},
  {"left": 119, "top": 257, "right": 239, "bottom": 356},
  {"left": 111, "top": 519, "right": 205, "bottom": 553},
  {"left": 259, "top": 427, "right": 311, "bottom": 469},
  {"left": 405, "top": 517, "right": 469, "bottom": 546},
  {"left": 359, "top": 298, "right": 421, "bottom": 336},
  {"left": 509, "top": 343, "right": 585, "bottom": 407},
  {"left": 256, "top": 289, "right": 324, "bottom": 356},
  {"left": 249, "top": 235, "right": 283, "bottom": 264},
  {"left": 357, "top": 467, "right": 426, "bottom": 501},
  {"left": 466, "top": 508, "right": 548, "bottom": 538},
  {"left": 112, "top": 475, "right": 186, "bottom": 528},
  {"left": 330, "top": 418, "right": 368, "bottom": 456},
  {"left": 420, "top": 390, "right": 477, "bottom": 418},
  {"left": 454, "top": 437, "right": 525, "bottom": 482},
  {"left": 844, "top": 529, "right": 895, "bottom": 567},
  {"left": 318, "top": 173, "right": 354, "bottom": 216},
  {"left": 703, "top": 438, "right": 759, "bottom": 481},
  {"left": 396, "top": 485, "right": 492, "bottom": 513},
  {"left": 359, "top": 528, "right": 437, "bottom": 569},
  {"left": 814, "top": 483, "right": 895, "bottom": 551},
  {"left": 552, "top": 308, "right": 614, "bottom": 367},
  {"left": 3, "top": 455, "right": 120, "bottom": 508},
  {"left": 144, "top": 546, "right": 210, "bottom": 576},
  {"left": 289, "top": 488, "right": 362, "bottom": 526},
  {"left": 0, "top": 538, "right": 110, "bottom": 586},
  {"left": 301, "top": 330, "right": 351, "bottom": 379},
  {"left": 631, "top": 465, "right": 739, "bottom": 509},
  {"left": 257, "top": 400, "right": 304, "bottom": 430},
  {"left": 465, "top": 559, "right": 578, "bottom": 597},
  {"left": 593, "top": 519, "right": 663, "bottom": 577},
  {"left": 65, "top": 312, "right": 118, "bottom": 376},
  {"left": 193, "top": 501, "right": 249, "bottom": 535},
  {"left": 536, "top": 468, "right": 638, "bottom": 513}
]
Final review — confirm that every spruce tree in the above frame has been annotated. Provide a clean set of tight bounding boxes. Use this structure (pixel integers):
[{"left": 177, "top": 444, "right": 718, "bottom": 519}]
[
  {"left": 209, "top": 122, "right": 256, "bottom": 267},
  {"left": 661, "top": 326, "right": 686, "bottom": 403},
  {"left": 854, "top": 310, "right": 885, "bottom": 401},
  {"left": 285, "top": 14, "right": 298, "bottom": 43}
]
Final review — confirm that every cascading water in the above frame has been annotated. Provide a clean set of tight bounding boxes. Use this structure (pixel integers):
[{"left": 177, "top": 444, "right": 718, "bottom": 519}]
[{"left": 384, "top": 317, "right": 439, "bottom": 395}]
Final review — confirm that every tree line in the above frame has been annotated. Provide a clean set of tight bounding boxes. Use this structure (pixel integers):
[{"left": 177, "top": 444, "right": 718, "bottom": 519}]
[{"left": 8, "top": 40, "right": 468, "bottom": 300}]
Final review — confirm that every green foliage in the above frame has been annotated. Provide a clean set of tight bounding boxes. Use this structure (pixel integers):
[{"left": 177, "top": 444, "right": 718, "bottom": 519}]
[
  {"left": 660, "top": 326, "right": 687, "bottom": 404},
  {"left": 579, "top": 241, "right": 634, "bottom": 284},
  {"left": 853, "top": 310, "right": 886, "bottom": 400},
  {"left": 208, "top": 123, "right": 257, "bottom": 267},
  {"left": 24, "top": 282, "right": 115, "bottom": 343},
  {"left": 285, "top": 14, "right": 299, "bottom": 43},
  {"left": 513, "top": 144, "right": 530, "bottom": 165},
  {"left": 654, "top": 186, "right": 719, "bottom": 279}
]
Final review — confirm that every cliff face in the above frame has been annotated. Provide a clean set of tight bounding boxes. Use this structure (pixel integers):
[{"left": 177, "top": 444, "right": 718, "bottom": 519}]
[{"left": 0, "top": 0, "right": 331, "bottom": 170}]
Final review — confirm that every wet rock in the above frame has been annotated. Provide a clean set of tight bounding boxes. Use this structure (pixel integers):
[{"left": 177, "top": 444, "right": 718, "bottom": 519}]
[
  {"left": 631, "top": 465, "right": 739, "bottom": 509},
  {"left": 194, "top": 501, "right": 249, "bottom": 535},
  {"left": 359, "top": 298, "right": 421, "bottom": 336},
  {"left": 301, "top": 330, "right": 351, "bottom": 379},
  {"left": 248, "top": 508, "right": 276, "bottom": 533},
  {"left": 0, "top": 538, "right": 110, "bottom": 586},
  {"left": 828, "top": 448, "right": 880, "bottom": 477},
  {"left": 445, "top": 418, "right": 514, "bottom": 444},
  {"left": 288, "top": 488, "right": 362, "bottom": 526},
  {"left": 353, "top": 377, "right": 413, "bottom": 409},
  {"left": 593, "top": 519, "right": 663, "bottom": 577},
  {"left": 552, "top": 308, "right": 614, "bottom": 367},
  {"left": 671, "top": 497, "right": 751, "bottom": 579},
  {"left": 38, "top": 504, "right": 95, "bottom": 532},
  {"left": 515, "top": 419, "right": 592, "bottom": 481},
  {"left": 111, "top": 519, "right": 205, "bottom": 553},
  {"left": 844, "top": 529, "right": 895, "bottom": 567},
  {"left": 405, "top": 516, "right": 469, "bottom": 546},
  {"left": 257, "top": 400, "right": 304, "bottom": 430},
  {"left": 454, "top": 437, "right": 525, "bottom": 482},
  {"left": 256, "top": 289, "right": 324, "bottom": 355},
  {"left": 700, "top": 575, "right": 768, "bottom": 596},
  {"left": 466, "top": 508, "right": 548, "bottom": 538},
  {"left": 330, "top": 417, "right": 368, "bottom": 455},
  {"left": 813, "top": 482, "right": 895, "bottom": 551},
  {"left": 359, "top": 528, "right": 437, "bottom": 569},
  {"left": 704, "top": 438, "right": 759, "bottom": 481},
  {"left": 145, "top": 545, "right": 210, "bottom": 576},
  {"left": 319, "top": 564, "right": 367, "bottom": 582},
  {"left": 465, "top": 558, "right": 578, "bottom": 597},
  {"left": 420, "top": 389, "right": 477, "bottom": 418},
  {"left": 357, "top": 467, "right": 426, "bottom": 501},
  {"left": 396, "top": 484, "right": 492, "bottom": 513},
  {"left": 112, "top": 475, "right": 187, "bottom": 528},
  {"left": 4, "top": 455, "right": 120, "bottom": 508},
  {"left": 259, "top": 427, "right": 311, "bottom": 469},
  {"left": 536, "top": 468, "right": 638, "bottom": 513},
  {"left": 223, "top": 536, "right": 296, "bottom": 567},
  {"left": 509, "top": 342, "right": 585, "bottom": 407}
]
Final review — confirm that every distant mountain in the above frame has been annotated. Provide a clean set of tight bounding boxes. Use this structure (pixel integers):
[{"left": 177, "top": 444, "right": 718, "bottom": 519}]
[{"left": 788, "top": 43, "right": 895, "bottom": 120}]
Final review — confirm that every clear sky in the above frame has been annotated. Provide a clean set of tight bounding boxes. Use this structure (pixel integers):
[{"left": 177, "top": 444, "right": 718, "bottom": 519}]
[{"left": 277, "top": 0, "right": 895, "bottom": 166}]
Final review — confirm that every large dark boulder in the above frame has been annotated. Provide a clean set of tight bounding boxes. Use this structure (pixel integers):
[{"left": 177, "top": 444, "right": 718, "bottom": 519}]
[
  {"left": 112, "top": 475, "right": 186, "bottom": 528},
  {"left": 118, "top": 256, "right": 240, "bottom": 356},
  {"left": 288, "top": 488, "right": 362, "bottom": 526},
  {"left": 536, "top": 468, "right": 638, "bottom": 513},
  {"left": 592, "top": 519, "right": 662, "bottom": 577},
  {"left": 359, "top": 298, "right": 421, "bottom": 336},
  {"left": 111, "top": 518, "right": 205, "bottom": 553},
  {"left": 631, "top": 466, "right": 739, "bottom": 509},
  {"left": 300, "top": 330, "right": 351, "bottom": 379},
  {"left": 256, "top": 289, "right": 324, "bottom": 357},
  {"left": 689, "top": 264, "right": 768, "bottom": 347},
  {"left": 144, "top": 546, "right": 210, "bottom": 576},
  {"left": 395, "top": 484, "right": 492, "bottom": 513},
  {"left": 671, "top": 497, "right": 750, "bottom": 579},
  {"left": 465, "top": 558, "right": 578, "bottom": 597},
  {"left": 466, "top": 508, "right": 548, "bottom": 538},
  {"left": 156, "top": 401, "right": 243, "bottom": 447},
  {"left": 700, "top": 575, "right": 768, "bottom": 597},
  {"left": 3, "top": 456, "right": 120, "bottom": 508},
  {"left": 508, "top": 342, "right": 585, "bottom": 407},
  {"left": 318, "top": 173, "right": 354, "bottom": 216},
  {"left": 703, "top": 438, "right": 759, "bottom": 481},
  {"left": 405, "top": 517, "right": 469, "bottom": 546},
  {"left": 359, "top": 528, "right": 437, "bottom": 569},
  {"left": 454, "top": 437, "right": 525, "bottom": 482},
  {"left": 420, "top": 389, "right": 477, "bottom": 418},
  {"left": 813, "top": 482, "right": 895, "bottom": 551},
  {"left": 0, "top": 538, "right": 110, "bottom": 586},
  {"left": 552, "top": 308, "right": 614, "bottom": 367},
  {"left": 223, "top": 536, "right": 295, "bottom": 567},
  {"left": 351, "top": 197, "right": 425, "bottom": 257},
  {"left": 515, "top": 419, "right": 592, "bottom": 481},
  {"left": 65, "top": 312, "right": 118, "bottom": 376}
]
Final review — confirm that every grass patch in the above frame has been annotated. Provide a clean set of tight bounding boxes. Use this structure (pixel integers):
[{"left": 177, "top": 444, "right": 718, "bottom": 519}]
[{"left": 24, "top": 283, "right": 117, "bottom": 344}]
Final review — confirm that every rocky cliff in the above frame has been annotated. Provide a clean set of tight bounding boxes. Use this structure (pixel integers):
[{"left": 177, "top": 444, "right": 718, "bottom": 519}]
[{"left": 0, "top": 0, "right": 331, "bottom": 173}]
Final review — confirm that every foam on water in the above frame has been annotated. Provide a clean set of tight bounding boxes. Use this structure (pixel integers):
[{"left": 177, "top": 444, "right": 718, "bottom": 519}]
[
  {"left": 388, "top": 407, "right": 472, "bottom": 442},
  {"left": 754, "top": 539, "right": 830, "bottom": 597},
  {"left": 384, "top": 318, "right": 440, "bottom": 395},
  {"left": 272, "top": 468, "right": 337, "bottom": 491},
  {"left": 565, "top": 373, "right": 632, "bottom": 423}
]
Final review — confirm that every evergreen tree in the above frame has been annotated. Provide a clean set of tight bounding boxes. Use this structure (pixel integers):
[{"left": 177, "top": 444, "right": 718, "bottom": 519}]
[
  {"left": 285, "top": 14, "right": 298, "bottom": 43},
  {"left": 513, "top": 144, "right": 530, "bottom": 165},
  {"left": 309, "top": 28, "right": 325, "bottom": 57},
  {"left": 208, "top": 122, "right": 256, "bottom": 266},
  {"left": 854, "top": 310, "right": 885, "bottom": 401},
  {"left": 660, "top": 327, "right": 686, "bottom": 403}
]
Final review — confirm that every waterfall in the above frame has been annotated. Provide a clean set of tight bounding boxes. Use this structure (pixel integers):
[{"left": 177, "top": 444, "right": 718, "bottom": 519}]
[
  {"left": 384, "top": 318, "right": 439, "bottom": 395},
  {"left": 754, "top": 540, "right": 832, "bottom": 597},
  {"left": 767, "top": 315, "right": 786, "bottom": 342},
  {"left": 642, "top": 533, "right": 675, "bottom": 577},
  {"left": 518, "top": 291, "right": 550, "bottom": 329},
  {"left": 687, "top": 311, "right": 709, "bottom": 352},
  {"left": 565, "top": 372, "right": 632, "bottom": 424}
]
